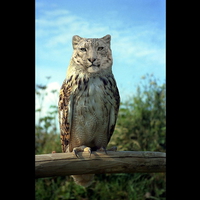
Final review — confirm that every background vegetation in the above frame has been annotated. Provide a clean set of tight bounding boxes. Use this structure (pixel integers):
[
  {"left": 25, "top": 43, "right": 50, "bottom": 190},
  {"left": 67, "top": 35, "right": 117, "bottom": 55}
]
[{"left": 35, "top": 74, "right": 166, "bottom": 200}]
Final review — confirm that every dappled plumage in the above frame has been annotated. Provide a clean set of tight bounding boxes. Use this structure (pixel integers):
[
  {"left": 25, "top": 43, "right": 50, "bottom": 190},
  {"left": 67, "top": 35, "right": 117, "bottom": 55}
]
[{"left": 58, "top": 35, "right": 120, "bottom": 187}]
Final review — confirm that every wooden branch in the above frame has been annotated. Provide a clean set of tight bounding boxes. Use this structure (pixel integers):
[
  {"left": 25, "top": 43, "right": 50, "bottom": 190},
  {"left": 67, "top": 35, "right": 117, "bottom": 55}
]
[{"left": 35, "top": 151, "right": 166, "bottom": 178}]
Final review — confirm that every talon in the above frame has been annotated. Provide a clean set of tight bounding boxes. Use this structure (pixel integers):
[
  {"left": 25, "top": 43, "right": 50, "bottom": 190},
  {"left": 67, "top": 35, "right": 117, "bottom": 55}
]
[
  {"left": 72, "top": 146, "right": 92, "bottom": 158},
  {"left": 84, "top": 147, "right": 92, "bottom": 157},
  {"left": 73, "top": 149, "right": 79, "bottom": 158},
  {"left": 88, "top": 148, "right": 92, "bottom": 157},
  {"left": 102, "top": 147, "right": 107, "bottom": 155},
  {"left": 97, "top": 147, "right": 107, "bottom": 154},
  {"left": 104, "top": 148, "right": 108, "bottom": 154}
]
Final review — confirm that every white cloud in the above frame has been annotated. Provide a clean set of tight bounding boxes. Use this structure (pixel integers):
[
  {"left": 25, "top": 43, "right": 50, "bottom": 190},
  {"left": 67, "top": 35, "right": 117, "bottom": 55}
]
[
  {"left": 36, "top": 6, "right": 165, "bottom": 102},
  {"left": 35, "top": 1, "right": 165, "bottom": 131},
  {"left": 36, "top": 9, "right": 164, "bottom": 62}
]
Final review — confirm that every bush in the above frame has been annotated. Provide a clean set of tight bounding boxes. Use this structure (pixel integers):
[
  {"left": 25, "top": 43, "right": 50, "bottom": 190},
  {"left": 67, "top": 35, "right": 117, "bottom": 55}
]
[{"left": 109, "top": 74, "right": 166, "bottom": 152}]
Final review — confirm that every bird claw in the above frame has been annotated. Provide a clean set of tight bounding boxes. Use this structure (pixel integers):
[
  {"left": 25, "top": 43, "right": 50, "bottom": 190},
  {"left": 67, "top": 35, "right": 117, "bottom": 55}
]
[
  {"left": 73, "top": 146, "right": 92, "bottom": 158},
  {"left": 97, "top": 147, "right": 107, "bottom": 154},
  {"left": 72, "top": 146, "right": 117, "bottom": 158},
  {"left": 73, "top": 149, "right": 79, "bottom": 158},
  {"left": 88, "top": 148, "right": 92, "bottom": 157}
]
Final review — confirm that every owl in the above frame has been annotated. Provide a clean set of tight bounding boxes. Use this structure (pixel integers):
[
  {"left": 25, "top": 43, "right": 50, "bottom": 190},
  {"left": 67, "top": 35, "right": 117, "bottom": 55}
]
[{"left": 58, "top": 34, "right": 120, "bottom": 187}]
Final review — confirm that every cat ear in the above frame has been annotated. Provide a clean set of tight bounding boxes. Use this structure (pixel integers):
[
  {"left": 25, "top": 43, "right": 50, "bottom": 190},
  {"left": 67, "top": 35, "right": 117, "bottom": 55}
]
[
  {"left": 72, "top": 35, "right": 82, "bottom": 49},
  {"left": 101, "top": 34, "right": 111, "bottom": 45}
]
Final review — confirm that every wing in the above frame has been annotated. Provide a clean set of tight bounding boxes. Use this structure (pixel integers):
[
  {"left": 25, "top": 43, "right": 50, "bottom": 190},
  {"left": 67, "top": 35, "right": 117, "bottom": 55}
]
[
  {"left": 106, "top": 75, "right": 120, "bottom": 144},
  {"left": 58, "top": 78, "right": 74, "bottom": 153}
]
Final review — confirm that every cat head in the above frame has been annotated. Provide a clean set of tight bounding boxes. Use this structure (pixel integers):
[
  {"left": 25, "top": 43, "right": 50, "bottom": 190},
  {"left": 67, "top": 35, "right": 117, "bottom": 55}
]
[{"left": 71, "top": 35, "right": 113, "bottom": 73}]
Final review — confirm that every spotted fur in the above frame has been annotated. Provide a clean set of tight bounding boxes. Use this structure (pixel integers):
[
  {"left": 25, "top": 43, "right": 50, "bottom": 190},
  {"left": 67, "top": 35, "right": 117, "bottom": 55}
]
[{"left": 58, "top": 35, "right": 120, "bottom": 187}]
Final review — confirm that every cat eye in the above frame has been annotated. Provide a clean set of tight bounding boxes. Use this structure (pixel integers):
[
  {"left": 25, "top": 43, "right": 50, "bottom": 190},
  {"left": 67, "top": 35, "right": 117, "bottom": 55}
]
[
  {"left": 98, "top": 47, "right": 104, "bottom": 51},
  {"left": 80, "top": 48, "right": 87, "bottom": 52}
]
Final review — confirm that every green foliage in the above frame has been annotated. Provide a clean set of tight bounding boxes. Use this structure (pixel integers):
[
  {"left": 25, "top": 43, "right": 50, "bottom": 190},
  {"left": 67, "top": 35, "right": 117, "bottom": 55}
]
[
  {"left": 109, "top": 74, "right": 166, "bottom": 152},
  {"left": 35, "top": 74, "right": 166, "bottom": 200},
  {"left": 35, "top": 77, "right": 60, "bottom": 154}
]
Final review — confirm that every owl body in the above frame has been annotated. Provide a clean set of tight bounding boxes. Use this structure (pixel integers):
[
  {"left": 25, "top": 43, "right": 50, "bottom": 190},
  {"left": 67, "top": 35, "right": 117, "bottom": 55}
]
[{"left": 58, "top": 35, "right": 120, "bottom": 187}]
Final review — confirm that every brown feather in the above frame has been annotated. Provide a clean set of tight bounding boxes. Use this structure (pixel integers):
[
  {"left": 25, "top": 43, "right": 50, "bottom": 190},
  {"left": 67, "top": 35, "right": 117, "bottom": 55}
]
[
  {"left": 58, "top": 78, "right": 72, "bottom": 152},
  {"left": 58, "top": 34, "right": 120, "bottom": 187}
]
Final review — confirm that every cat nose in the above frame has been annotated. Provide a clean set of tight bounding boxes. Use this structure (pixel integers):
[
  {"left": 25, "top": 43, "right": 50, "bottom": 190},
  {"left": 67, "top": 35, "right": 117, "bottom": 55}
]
[{"left": 88, "top": 58, "right": 96, "bottom": 63}]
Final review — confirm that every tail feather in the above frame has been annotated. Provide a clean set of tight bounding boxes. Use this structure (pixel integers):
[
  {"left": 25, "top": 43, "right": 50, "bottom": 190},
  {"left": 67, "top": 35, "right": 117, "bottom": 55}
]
[{"left": 72, "top": 174, "right": 94, "bottom": 187}]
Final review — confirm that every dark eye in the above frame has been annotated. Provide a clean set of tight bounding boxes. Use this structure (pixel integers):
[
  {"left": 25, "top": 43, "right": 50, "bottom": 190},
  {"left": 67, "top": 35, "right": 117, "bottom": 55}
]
[
  {"left": 80, "top": 48, "right": 86, "bottom": 52},
  {"left": 98, "top": 47, "right": 104, "bottom": 51}
]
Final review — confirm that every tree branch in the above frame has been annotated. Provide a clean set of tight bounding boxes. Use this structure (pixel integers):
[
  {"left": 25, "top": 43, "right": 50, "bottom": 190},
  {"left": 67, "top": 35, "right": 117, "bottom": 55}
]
[{"left": 35, "top": 151, "right": 166, "bottom": 178}]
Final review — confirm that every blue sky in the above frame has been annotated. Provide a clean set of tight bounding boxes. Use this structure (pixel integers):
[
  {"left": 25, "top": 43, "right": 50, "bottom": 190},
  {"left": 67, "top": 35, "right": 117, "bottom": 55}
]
[{"left": 35, "top": 0, "right": 166, "bottom": 102}]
